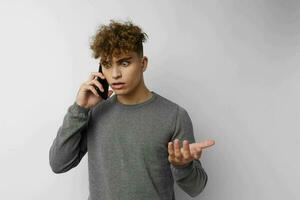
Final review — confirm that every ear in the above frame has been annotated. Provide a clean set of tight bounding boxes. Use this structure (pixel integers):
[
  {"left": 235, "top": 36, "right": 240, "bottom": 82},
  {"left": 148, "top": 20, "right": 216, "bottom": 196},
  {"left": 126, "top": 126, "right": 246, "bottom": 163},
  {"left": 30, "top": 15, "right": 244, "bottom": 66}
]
[{"left": 141, "top": 56, "right": 148, "bottom": 72}]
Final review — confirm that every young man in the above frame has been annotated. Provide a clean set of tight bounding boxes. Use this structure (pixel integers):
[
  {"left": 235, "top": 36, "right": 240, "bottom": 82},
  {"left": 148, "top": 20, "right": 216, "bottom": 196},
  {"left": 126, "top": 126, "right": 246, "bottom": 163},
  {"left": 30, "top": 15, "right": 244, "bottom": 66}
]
[{"left": 49, "top": 19, "right": 215, "bottom": 200}]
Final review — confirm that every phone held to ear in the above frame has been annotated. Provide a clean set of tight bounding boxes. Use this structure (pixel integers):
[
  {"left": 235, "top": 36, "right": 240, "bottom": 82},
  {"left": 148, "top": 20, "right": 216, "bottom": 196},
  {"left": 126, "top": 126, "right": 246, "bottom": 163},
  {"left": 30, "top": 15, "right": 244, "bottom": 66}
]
[{"left": 95, "top": 63, "right": 109, "bottom": 100}]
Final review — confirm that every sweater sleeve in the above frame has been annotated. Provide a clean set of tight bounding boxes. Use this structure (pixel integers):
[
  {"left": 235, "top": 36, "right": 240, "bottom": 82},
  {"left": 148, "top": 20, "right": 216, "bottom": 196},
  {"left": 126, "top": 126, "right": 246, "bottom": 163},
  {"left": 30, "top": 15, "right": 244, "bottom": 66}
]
[
  {"left": 49, "top": 101, "right": 92, "bottom": 174},
  {"left": 169, "top": 106, "right": 208, "bottom": 197}
]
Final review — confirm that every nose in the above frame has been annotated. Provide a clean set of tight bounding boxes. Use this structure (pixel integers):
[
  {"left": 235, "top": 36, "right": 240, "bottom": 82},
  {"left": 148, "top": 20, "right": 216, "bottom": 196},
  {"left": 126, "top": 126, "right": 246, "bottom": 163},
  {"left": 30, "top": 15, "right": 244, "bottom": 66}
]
[{"left": 112, "top": 66, "right": 122, "bottom": 79}]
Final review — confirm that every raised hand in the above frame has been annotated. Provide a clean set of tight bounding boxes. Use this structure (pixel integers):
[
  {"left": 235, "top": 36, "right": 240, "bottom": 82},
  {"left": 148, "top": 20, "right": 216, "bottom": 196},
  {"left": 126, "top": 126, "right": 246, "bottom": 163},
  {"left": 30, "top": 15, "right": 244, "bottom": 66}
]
[
  {"left": 76, "top": 71, "right": 114, "bottom": 109},
  {"left": 168, "top": 139, "right": 215, "bottom": 167}
]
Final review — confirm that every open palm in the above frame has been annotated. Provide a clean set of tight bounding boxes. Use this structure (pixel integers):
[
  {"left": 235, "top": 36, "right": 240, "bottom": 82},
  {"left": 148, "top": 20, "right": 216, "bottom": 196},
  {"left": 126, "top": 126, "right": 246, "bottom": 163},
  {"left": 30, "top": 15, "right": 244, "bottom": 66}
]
[{"left": 168, "top": 139, "right": 215, "bottom": 167}]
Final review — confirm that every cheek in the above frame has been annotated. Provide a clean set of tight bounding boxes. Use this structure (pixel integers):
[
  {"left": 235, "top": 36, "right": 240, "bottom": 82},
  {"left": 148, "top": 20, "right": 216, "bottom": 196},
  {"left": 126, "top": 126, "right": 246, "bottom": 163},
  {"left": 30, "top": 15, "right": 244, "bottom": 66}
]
[{"left": 126, "top": 68, "right": 142, "bottom": 83}]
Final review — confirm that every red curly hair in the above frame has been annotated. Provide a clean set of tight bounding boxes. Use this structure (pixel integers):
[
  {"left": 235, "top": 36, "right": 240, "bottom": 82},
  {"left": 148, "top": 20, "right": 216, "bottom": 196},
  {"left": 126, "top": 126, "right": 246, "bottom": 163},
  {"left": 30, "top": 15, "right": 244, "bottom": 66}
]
[{"left": 89, "top": 19, "right": 148, "bottom": 66}]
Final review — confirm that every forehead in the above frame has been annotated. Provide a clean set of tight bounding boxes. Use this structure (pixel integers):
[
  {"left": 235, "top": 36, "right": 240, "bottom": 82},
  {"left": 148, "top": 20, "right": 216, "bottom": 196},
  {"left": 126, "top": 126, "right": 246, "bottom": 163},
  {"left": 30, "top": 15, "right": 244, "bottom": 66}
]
[{"left": 101, "top": 52, "right": 137, "bottom": 63}]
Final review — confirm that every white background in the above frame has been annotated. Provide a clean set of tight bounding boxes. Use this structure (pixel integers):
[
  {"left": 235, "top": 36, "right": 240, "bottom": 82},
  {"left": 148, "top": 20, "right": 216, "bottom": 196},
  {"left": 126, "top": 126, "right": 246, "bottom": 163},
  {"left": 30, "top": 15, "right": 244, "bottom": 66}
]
[{"left": 0, "top": 0, "right": 299, "bottom": 199}]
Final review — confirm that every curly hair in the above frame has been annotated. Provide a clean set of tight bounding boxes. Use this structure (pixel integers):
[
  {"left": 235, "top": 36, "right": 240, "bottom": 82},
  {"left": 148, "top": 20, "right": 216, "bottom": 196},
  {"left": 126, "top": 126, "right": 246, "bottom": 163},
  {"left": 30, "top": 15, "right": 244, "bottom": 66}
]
[{"left": 89, "top": 19, "right": 148, "bottom": 66}]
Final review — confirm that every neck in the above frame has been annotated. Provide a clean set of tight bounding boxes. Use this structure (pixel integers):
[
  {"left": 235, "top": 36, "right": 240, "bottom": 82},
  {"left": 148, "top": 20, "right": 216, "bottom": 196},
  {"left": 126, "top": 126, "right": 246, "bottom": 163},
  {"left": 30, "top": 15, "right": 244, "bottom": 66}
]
[{"left": 116, "top": 78, "right": 152, "bottom": 105}]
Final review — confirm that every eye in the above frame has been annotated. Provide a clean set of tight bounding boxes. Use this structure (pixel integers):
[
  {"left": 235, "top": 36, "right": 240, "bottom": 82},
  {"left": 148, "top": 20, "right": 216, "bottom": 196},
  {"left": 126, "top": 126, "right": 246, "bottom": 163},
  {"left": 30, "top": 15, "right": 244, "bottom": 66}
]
[
  {"left": 102, "top": 64, "right": 111, "bottom": 69},
  {"left": 121, "top": 61, "right": 130, "bottom": 66}
]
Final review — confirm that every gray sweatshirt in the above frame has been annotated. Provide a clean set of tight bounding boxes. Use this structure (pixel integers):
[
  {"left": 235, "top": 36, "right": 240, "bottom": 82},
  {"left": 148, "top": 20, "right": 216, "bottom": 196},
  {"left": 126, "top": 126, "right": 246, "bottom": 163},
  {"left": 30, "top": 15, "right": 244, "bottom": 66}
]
[{"left": 49, "top": 91, "right": 208, "bottom": 200}]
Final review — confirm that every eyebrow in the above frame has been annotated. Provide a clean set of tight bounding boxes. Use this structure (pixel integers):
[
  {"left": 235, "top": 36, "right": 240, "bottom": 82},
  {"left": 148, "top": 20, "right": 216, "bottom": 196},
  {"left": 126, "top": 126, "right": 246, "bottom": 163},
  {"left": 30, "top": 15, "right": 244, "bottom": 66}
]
[
  {"left": 116, "top": 56, "right": 133, "bottom": 63},
  {"left": 100, "top": 56, "right": 132, "bottom": 65}
]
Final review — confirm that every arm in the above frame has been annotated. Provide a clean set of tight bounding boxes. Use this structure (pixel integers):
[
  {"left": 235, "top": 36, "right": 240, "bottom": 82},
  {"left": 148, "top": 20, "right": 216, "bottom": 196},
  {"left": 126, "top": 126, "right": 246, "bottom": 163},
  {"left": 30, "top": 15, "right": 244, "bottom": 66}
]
[
  {"left": 49, "top": 102, "right": 91, "bottom": 174},
  {"left": 169, "top": 106, "right": 208, "bottom": 197}
]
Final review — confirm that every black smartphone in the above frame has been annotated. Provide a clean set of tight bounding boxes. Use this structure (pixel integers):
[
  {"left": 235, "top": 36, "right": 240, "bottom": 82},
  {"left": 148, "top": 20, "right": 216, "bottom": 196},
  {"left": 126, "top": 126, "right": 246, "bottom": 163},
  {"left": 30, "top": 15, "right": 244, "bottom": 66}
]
[{"left": 95, "top": 63, "right": 109, "bottom": 100}]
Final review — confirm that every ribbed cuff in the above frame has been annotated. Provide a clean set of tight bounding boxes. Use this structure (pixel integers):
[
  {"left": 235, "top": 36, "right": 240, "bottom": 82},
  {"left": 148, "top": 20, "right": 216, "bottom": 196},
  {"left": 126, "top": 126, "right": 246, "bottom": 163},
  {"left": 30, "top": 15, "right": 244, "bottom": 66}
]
[
  {"left": 170, "top": 160, "right": 194, "bottom": 181},
  {"left": 69, "top": 102, "right": 91, "bottom": 118}
]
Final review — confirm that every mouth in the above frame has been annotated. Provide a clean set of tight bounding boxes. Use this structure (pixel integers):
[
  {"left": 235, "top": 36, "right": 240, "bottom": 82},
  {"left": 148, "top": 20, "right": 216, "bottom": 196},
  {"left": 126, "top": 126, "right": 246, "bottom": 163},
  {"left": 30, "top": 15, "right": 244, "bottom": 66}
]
[{"left": 111, "top": 83, "right": 125, "bottom": 89}]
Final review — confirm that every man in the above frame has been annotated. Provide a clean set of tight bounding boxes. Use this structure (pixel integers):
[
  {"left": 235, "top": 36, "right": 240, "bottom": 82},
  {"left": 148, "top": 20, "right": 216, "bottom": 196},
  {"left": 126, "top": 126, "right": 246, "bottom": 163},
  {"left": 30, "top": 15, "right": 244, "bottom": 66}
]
[{"left": 49, "top": 19, "right": 215, "bottom": 200}]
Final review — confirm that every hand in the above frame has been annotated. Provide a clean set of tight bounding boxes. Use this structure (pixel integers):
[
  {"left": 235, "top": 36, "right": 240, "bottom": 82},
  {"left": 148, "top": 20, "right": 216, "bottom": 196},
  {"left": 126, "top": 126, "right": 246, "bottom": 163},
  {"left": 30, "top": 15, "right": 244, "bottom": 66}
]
[
  {"left": 76, "top": 71, "right": 114, "bottom": 109},
  {"left": 168, "top": 139, "right": 215, "bottom": 167}
]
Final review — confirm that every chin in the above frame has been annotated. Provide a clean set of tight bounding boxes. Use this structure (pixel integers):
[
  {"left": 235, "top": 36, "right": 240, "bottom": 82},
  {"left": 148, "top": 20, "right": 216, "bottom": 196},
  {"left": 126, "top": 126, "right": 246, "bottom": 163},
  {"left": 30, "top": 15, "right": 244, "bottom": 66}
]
[
  {"left": 112, "top": 89, "right": 128, "bottom": 95},
  {"left": 115, "top": 88, "right": 138, "bottom": 96}
]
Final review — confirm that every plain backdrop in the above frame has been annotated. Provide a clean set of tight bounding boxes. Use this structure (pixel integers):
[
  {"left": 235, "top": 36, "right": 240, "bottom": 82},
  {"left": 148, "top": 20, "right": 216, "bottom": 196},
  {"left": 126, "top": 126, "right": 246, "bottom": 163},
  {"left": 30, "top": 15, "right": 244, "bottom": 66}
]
[{"left": 0, "top": 0, "right": 299, "bottom": 199}]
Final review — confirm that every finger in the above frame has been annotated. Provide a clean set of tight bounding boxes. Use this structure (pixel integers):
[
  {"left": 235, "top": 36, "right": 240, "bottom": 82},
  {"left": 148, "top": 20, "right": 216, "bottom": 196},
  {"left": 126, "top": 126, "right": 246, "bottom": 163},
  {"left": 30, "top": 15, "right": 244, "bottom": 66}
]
[
  {"left": 93, "top": 72, "right": 105, "bottom": 79},
  {"left": 182, "top": 140, "right": 192, "bottom": 160},
  {"left": 168, "top": 142, "right": 175, "bottom": 160},
  {"left": 87, "top": 72, "right": 105, "bottom": 82},
  {"left": 88, "top": 79, "right": 104, "bottom": 92},
  {"left": 174, "top": 139, "right": 182, "bottom": 161},
  {"left": 190, "top": 148, "right": 196, "bottom": 158},
  {"left": 198, "top": 139, "right": 215, "bottom": 149},
  {"left": 83, "top": 84, "right": 100, "bottom": 97}
]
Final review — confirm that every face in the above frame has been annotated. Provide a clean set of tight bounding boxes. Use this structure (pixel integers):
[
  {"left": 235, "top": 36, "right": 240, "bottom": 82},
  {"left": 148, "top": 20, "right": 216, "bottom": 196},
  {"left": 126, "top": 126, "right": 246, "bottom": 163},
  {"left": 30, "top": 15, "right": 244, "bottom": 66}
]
[{"left": 100, "top": 51, "right": 148, "bottom": 96}]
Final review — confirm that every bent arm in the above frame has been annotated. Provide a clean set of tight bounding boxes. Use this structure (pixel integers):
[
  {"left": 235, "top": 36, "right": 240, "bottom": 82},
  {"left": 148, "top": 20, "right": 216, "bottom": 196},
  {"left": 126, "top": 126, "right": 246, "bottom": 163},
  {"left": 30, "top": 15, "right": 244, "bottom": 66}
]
[
  {"left": 170, "top": 106, "right": 208, "bottom": 197},
  {"left": 49, "top": 102, "right": 91, "bottom": 174}
]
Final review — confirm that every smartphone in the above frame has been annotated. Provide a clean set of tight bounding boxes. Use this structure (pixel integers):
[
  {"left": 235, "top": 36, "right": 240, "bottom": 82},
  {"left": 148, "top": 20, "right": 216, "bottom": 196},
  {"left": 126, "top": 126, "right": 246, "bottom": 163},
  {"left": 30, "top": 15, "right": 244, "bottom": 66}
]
[{"left": 95, "top": 63, "right": 109, "bottom": 100}]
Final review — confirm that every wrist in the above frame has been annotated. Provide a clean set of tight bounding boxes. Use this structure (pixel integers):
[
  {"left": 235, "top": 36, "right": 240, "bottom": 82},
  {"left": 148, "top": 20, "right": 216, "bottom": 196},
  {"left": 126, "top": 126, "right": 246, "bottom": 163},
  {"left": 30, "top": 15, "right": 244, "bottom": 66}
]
[
  {"left": 171, "top": 161, "right": 193, "bottom": 169},
  {"left": 73, "top": 102, "right": 91, "bottom": 113},
  {"left": 75, "top": 101, "right": 89, "bottom": 109}
]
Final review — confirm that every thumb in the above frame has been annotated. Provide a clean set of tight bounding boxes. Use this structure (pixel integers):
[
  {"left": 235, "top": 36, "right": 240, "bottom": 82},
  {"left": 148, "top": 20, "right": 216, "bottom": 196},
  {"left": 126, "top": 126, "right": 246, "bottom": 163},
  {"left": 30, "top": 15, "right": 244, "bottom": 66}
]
[
  {"left": 199, "top": 139, "right": 215, "bottom": 149},
  {"left": 108, "top": 90, "right": 114, "bottom": 97}
]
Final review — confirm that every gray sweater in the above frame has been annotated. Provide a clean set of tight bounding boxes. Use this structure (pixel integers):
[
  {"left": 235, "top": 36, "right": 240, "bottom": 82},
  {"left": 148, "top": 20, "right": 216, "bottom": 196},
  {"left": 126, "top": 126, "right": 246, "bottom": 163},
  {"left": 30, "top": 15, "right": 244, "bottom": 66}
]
[{"left": 49, "top": 91, "right": 208, "bottom": 200}]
